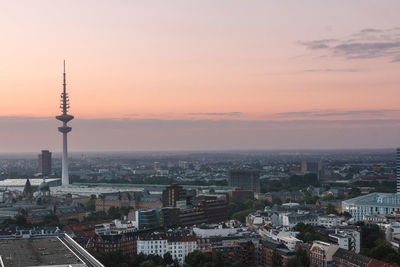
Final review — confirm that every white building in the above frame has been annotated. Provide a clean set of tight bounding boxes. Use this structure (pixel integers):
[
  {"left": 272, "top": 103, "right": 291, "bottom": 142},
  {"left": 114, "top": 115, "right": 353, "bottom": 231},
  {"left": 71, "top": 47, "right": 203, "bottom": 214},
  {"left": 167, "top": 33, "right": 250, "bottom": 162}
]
[
  {"left": 94, "top": 220, "right": 137, "bottom": 235},
  {"left": 317, "top": 214, "right": 345, "bottom": 228},
  {"left": 137, "top": 234, "right": 197, "bottom": 264},
  {"left": 280, "top": 211, "right": 318, "bottom": 227},
  {"left": 342, "top": 193, "right": 400, "bottom": 221},
  {"left": 329, "top": 229, "right": 361, "bottom": 253},
  {"left": 193, "top": 227, "right": 241, "bottom": 238},
  {"left": 246, "top": 212, "right": 270, "bottom": 230},
  {"left": 384, "top": 222, "right": 400, "bottom": 241},
  {"left": 363, "top": 214, "right": 388, "bottom": 224},
  {"left": 259, "top": 229, "right": 301, "bottom": 251}
]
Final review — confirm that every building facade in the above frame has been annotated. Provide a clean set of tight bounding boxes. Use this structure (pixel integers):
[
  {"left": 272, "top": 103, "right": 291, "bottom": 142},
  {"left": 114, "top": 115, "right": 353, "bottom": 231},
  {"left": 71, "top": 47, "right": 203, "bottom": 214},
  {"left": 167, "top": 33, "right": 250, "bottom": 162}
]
[
  {"left": 342, "top": 193, "right": 400, "bottom": 221},
  {"left": 95, "top": 191, "right": 162, "bottom": 212},
  {"left": 310, "top": 241, "right": 339, "bottom": 267},
  {"left": 329, "top": 230, "right": 361, "bottom": 253},
  {"left": 38, "top": 150, "right": 52, "bottom": 176},
  {"left": 137, "top": 233, "right": 197, "bottom": 264},
  {"left": 162, "top": 184, "right": 189, "bottom": 207},
  {"left": 228, "top": 169, "right": 260, "bottom": 193}
]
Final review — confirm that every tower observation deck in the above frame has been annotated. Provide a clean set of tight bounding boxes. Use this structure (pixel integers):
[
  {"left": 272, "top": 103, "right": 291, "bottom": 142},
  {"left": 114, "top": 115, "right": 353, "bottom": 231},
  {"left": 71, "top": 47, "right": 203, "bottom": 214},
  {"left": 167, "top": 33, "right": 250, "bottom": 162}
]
[{"left": 56, "top": 61, "right": 74, "bottom": 186}]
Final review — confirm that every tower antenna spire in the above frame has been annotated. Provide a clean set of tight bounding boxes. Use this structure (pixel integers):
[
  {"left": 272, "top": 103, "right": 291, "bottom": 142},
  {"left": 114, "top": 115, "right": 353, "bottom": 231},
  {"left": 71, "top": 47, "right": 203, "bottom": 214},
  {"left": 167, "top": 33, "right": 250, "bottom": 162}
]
[
  {"left": 63, "top": 60, "right": 66, "bottom": 96},
  {"left": 56, "top": 60, "right": 74, "bottom": 186}
]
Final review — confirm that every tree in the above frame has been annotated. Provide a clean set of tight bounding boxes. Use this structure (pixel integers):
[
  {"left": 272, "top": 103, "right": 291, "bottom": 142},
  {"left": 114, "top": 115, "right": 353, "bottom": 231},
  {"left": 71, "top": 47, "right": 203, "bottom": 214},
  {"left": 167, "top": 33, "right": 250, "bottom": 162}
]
[
  {"left": 231, "top": 261, "right": 242, "bottom": 267},
  {"left": 285, "top": 257, "right": 302, "bottom": 267},
  {"left": 184, "top": 250, "right": 211, "bottom": 267},
  {"left": 92, "top": 251, "right": 132, "bottom": 267},
  {"left": 357, "top": 223, "right": 384, "bottom": 250},
  {"left": 287, "top": 174, "right": 319, "bottom": 191},
  {"left": 367, "top": 240, "right": 400, "bottom": 264},
  {"left": 173, "top": 259, "right": 180, "bottom": 267},
  {"left": 85, "top": 199, "right": 96, "bottom": 212},
  {"left": 326, "top": 204, "right": 338, "bottom": 215},
  {"left": 15, "top": 214, "right": 27, "bottom": 226},
  {"left": 294, "top": 222, "right": 328, "bottom": 243},
  {"left": 342, "top": 211, "right": 352, "bottom": 219},
  {"left": 145, "top": 254, "right": 164, "bottom": 266},
  {"left": 211, "top": 252, "right": 225, "bottom": 267},
  {"left": 302, "top": 191, "right": 318, "bottom": 205},
  {"left": 272, "top": 250, "right": 283, "bottom": 267},
  {"left": 139, "top": 260, "right": 156, "bottom": 267},
  {"left": 42, "top": 215, "right": 61, "bottom": 227},
  {"left": 163, "top": 252, "right": 174, "bottom": 266},
  {"left": 295, "top": 248, "right": 310, "bottom": 267},
  {"left": 348, "top": 188, "right": 361, "bottom": 198},
  {"left": 108, "top": 206, "right": 122, "bottom": 219},
  {"left": 232, "top": 209, "right": 255, "bottom": 223}
]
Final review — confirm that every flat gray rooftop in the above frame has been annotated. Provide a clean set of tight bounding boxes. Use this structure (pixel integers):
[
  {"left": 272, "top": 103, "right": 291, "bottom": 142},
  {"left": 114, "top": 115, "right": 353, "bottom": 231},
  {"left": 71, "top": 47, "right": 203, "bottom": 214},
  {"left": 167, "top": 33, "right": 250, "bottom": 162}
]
[
  {"left": 0, "top": 237, "right": 85, "bottom": 266},
  {"left": 0, "top": 178, "right": 60, "bottom": 187}
]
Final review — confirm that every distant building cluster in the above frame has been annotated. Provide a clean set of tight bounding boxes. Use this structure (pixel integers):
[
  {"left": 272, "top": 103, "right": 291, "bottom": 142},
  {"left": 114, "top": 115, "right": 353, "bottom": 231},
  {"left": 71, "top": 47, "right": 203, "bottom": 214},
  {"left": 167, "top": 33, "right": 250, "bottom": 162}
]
[
  {"left": 1, "top": 77, "right": 400, "bottom": 267},
  {"left": 0, "top": 178, "right": 85, "bottom": 224}
]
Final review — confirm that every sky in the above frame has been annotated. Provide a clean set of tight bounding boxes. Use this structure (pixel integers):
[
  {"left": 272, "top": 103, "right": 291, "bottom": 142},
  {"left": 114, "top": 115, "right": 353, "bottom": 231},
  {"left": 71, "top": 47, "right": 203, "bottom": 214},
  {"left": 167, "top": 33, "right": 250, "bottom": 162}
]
[{"left": 1, "top": 0, "right": 400, "bottom": 152}]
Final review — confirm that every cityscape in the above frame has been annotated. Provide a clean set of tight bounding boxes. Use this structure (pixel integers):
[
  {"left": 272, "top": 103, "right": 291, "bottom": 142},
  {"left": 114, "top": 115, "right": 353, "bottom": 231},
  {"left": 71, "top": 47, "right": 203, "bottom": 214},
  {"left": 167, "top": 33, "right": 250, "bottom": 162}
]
[{"left": 1, "top": 1, "right": 400, "bottom": 267}]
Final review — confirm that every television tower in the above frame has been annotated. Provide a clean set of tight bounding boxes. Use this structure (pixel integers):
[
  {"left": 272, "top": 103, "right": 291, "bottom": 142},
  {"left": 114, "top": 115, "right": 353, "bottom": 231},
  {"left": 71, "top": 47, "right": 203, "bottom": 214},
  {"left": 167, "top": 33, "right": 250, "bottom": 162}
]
[{"left": 56, "top": 61, "right": 74, "bottom": 186}]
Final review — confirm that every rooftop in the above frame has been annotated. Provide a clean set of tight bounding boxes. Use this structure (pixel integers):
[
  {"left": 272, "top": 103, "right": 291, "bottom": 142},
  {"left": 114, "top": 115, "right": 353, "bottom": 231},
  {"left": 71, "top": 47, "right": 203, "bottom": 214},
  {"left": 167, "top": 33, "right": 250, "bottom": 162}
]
[
  {"left": 0, "top": 178, "right": 60, "bottom": 187},
  {"left": 0, "top": 237, "right": 85, "bottom": 266},
  {"left": 333, "top": 248, "right": 371, "bottom": 267},
  {"left": 343, "top": 193, "right": 400, "bottom": 206}
]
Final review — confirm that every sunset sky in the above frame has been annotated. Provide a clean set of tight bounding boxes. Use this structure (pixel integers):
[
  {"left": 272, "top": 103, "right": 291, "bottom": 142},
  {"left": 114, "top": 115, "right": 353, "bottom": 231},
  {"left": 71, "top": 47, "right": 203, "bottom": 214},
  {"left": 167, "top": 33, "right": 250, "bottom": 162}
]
[{"left": 1, "top": 1, "right": 400, "bottom": 152}]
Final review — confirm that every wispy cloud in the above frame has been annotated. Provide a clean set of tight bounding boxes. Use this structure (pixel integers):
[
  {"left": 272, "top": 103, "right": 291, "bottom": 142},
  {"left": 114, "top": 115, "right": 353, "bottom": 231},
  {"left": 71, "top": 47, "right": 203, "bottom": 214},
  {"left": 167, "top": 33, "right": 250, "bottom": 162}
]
[
  {"left": 275, "top": 109, "right": 397, "bottom": 118},
  {"left": 301, "top": 68, "right": 360, "bottom": 73},
  {"left": 260, "top": 68, "right": 363, "bottom": 76},
  {"left": 299, "top": 39, "right": 337, "bottom": 50},
  {"left": 187, "top": 112, "right": 242, "bottom": 116},
  {"left": 300, "top": 28, "right": 400, "bottom": 62}
]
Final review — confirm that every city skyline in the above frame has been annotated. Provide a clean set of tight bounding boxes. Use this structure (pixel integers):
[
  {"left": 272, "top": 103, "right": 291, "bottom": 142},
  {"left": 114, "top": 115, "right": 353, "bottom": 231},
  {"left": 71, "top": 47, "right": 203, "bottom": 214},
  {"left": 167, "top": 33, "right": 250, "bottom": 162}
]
[
  {"left": 1, "top": 2, "right": 400, "bottom": 266},
  {"left": 1, "top": 1, "right": 400, "bottom": 151}
]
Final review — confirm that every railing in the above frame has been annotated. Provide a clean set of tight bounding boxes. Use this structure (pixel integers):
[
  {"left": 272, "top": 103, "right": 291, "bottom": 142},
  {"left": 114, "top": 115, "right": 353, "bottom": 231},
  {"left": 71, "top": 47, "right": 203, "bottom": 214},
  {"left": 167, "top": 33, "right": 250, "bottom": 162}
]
[{"left": 62, "top": 233, "right": 105, "bottom": 267}]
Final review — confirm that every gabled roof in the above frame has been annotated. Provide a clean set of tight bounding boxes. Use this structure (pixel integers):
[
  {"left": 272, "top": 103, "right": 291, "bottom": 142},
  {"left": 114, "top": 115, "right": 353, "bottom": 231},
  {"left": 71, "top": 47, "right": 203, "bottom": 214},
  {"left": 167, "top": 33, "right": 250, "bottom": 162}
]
[
  {"left": 333, "top": 248, "right": 371, "bottom": 267},
  {"left": 261, "top": 239, "right": 288, "bottom": 250}
]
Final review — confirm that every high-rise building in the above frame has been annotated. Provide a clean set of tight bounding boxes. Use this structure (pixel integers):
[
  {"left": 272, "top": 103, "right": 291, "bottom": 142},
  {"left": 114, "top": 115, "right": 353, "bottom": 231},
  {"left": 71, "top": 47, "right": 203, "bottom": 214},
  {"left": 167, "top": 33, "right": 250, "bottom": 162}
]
[
  {"left": 162, "top": 184, "right": 188, "bottom": 207},
  {"left": 135, "top": 208, "right": 161, "bottom": 229},
  {"left": 56, "top": 61, "right": 74, "bottom": 186},
  {"left": 153, "top": 161, "right": 161, "bottom": 173},
  {"left": 397, "top": 148, "right": 400, "bottom": 194},
  {"left": 301, "top": 160, "right": 323, "bottom": 179},
  {"left": 178, "top": 160, "right": 189, "bottom": 169},
  {"left": 38, "top": 150, "right": 52, "bottom": 175},
  {"left": 228, "top": 169, "right": 260, "bottom": 193},
  {"left": 301, "top": 160, "right": 308, "bottom": 172}
]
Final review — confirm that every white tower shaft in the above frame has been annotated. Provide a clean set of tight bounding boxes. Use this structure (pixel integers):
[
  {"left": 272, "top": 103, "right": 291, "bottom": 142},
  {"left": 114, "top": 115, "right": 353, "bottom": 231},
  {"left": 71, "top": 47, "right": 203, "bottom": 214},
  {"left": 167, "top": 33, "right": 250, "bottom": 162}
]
[{"left": 62, "top": 131, "right": 69, "bottom": 185}]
